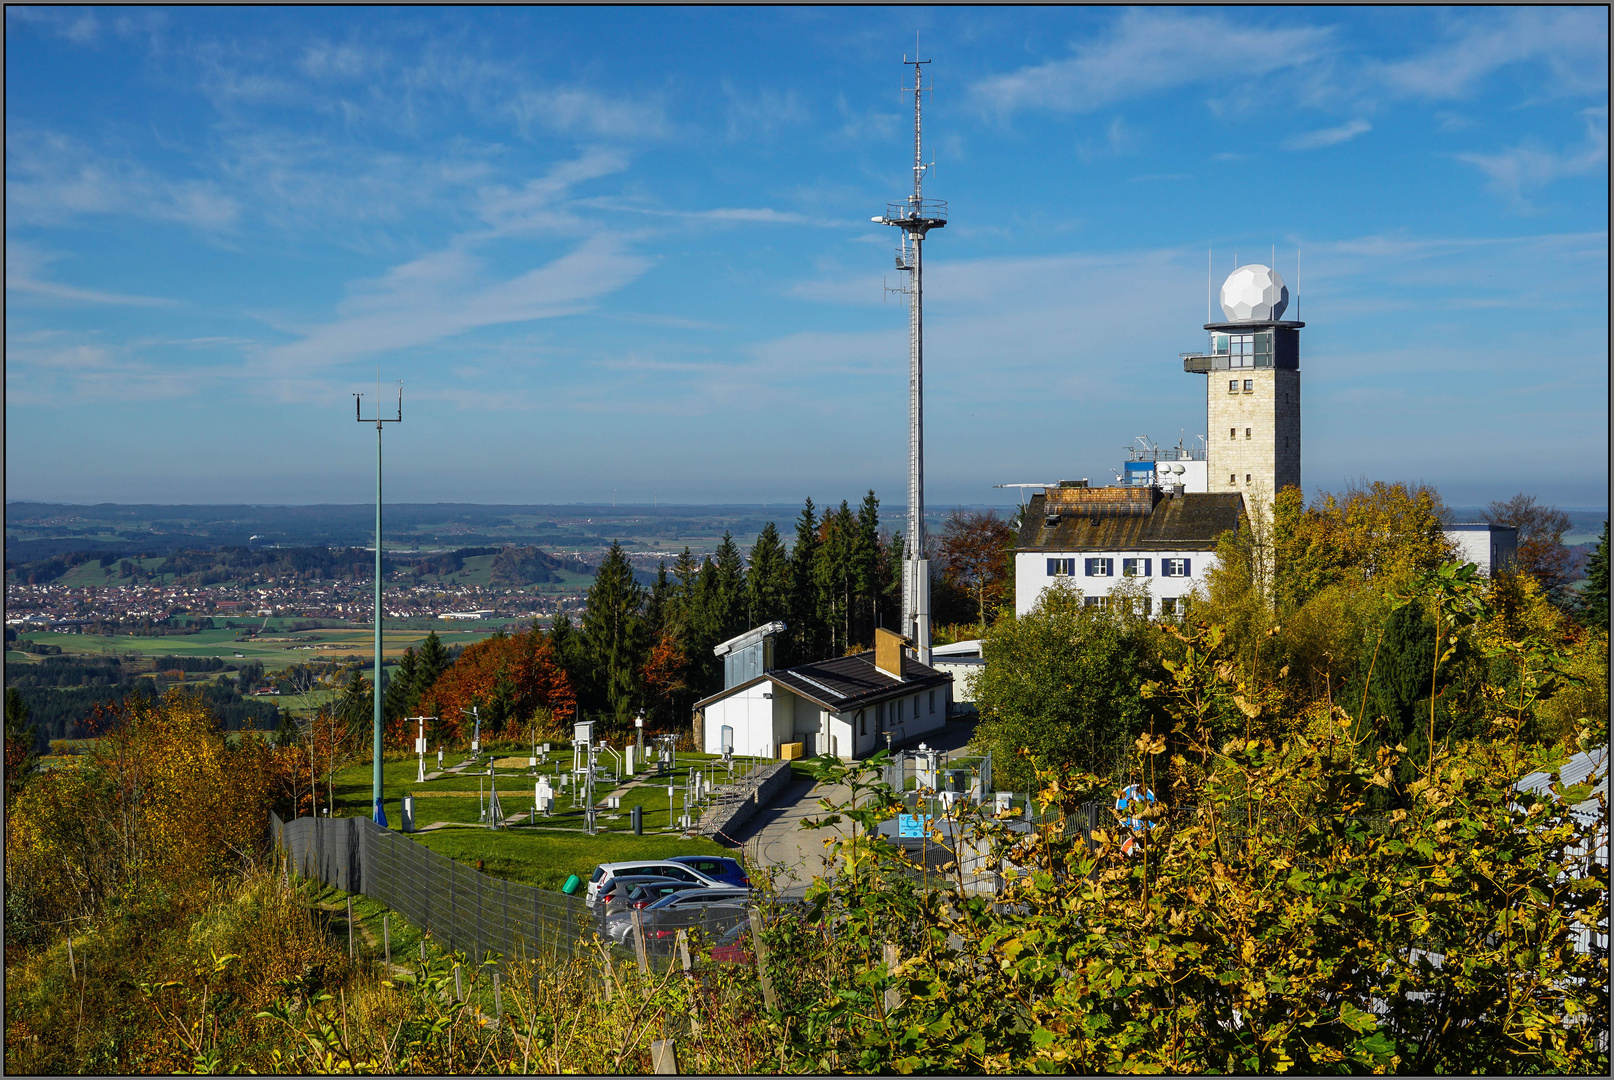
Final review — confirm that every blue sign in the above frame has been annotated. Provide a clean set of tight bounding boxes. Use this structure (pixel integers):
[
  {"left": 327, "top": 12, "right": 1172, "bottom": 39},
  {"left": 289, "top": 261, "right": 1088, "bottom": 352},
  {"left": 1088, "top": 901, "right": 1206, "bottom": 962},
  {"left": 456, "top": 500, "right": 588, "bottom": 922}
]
[{"left": 898, "top": 814, "right": 931, "bottom": 838}]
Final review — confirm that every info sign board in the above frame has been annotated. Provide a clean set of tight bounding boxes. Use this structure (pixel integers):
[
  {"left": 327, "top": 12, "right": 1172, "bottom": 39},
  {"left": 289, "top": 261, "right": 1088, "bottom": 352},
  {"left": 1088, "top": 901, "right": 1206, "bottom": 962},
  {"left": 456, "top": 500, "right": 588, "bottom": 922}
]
[{"left": 898, "top": 814, "right": 932, "bottom": 839}]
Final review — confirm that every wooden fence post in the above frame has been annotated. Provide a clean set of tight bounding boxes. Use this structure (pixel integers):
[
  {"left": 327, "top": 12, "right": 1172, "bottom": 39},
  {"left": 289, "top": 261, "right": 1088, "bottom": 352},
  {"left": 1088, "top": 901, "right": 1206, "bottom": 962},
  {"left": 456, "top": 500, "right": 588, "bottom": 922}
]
[
  {"left": 597, "top": 943, "right": 619, "bottom": 1002},
  {"left": 454, "top": 963, "right": 463, "bottom": 1002},
  {"left": 493, "top": 972, "right": 502, "bottom": 1026},
  {"left": 67, "top": 936, "right": 76, "bottom": 980},
  {"left": 347, "top": 896, "right": 355, "bottom": 960},
  {"left": 650, "top": 1038, "right": 680, "bottom": 1074},
  {"left": 383, "top": 914, "right": 391, "bottom": 971},
  {"left": 747, "top": 907, "right": 778, "bottom": 1009},
  {"left": 631, "top": 908, "right": 651, "bottom": 977}
]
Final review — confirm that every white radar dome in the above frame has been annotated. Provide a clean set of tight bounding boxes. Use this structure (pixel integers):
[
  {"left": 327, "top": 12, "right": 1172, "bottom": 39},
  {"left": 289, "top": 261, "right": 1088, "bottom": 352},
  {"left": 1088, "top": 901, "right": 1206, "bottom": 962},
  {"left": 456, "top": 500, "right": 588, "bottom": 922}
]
[{"left": 1219, "top": 264, "right": 1289, "bottom": 322}]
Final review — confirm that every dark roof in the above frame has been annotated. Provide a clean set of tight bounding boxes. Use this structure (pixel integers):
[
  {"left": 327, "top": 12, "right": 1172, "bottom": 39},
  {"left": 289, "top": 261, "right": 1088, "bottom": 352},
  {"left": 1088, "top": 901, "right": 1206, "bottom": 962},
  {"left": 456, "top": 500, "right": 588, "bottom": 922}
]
[
  {"left": 694, "top": 650, "right": 951, "bottom": 712},
  {"left": 1016, "top": 490, "right": 1243, "bottom": 553}
]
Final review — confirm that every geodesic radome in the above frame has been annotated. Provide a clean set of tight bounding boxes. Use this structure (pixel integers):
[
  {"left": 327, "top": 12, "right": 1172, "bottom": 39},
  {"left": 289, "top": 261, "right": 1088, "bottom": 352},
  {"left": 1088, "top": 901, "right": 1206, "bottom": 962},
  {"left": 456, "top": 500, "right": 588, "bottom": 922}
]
[{"left": 1219, "top": 264, "right": 1289, "bottom": 322}]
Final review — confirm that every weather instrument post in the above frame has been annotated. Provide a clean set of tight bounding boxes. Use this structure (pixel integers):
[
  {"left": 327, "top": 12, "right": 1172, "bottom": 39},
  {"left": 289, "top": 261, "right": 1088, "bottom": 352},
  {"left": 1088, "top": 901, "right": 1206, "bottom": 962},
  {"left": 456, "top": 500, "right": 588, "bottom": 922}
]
[
  {"left": 356, "top": 372, "right": 402, "bottom": 827},
  {"left": 873, "top": 51, "right": 946, "bottom": 666}
]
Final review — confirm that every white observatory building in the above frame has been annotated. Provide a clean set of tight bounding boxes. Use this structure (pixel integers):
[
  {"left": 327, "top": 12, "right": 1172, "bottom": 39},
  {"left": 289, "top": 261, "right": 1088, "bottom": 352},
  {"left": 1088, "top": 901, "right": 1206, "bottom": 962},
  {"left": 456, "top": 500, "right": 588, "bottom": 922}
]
[{"left": 1181, "top": 264, "right": 1304, "bottom": 503}]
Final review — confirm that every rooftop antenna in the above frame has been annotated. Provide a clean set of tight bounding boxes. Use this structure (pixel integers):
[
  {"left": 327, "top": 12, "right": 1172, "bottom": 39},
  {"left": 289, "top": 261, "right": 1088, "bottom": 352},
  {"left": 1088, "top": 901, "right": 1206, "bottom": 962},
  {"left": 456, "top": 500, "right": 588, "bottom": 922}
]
[
  {"left": 1295, "top": 243, "right": 1301, "bottom": 322},
  {"left": 873, "top": 44, "right": 946, "bottom": 667},
  {"left": 354, "top": 364, "right": 402, "bottom": 828},
  {"left": 1207, "top": 247, "right": 1212, "bottom": 322}
]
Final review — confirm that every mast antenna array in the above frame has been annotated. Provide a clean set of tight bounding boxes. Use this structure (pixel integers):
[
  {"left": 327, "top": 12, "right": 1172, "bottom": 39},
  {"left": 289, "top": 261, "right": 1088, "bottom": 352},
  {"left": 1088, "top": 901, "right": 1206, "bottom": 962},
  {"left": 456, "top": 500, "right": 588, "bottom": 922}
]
[{"left": 872, "top": 49, "right": 946, "bottom": 666}]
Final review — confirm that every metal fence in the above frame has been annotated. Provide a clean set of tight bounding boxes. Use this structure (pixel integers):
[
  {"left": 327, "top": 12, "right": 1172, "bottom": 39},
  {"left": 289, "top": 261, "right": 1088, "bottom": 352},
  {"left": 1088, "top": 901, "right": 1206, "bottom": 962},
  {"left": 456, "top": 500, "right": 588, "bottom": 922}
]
[
  {"left": 270, "top": 813, "right": 750, "bottom": 969},
  {"left": 271, "top": 813, "right": 591, "bottom": 967}
]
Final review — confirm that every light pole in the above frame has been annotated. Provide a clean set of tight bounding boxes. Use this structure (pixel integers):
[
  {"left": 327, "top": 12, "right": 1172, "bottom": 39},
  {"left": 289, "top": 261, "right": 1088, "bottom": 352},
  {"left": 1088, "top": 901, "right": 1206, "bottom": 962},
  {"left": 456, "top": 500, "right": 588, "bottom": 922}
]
[{"left": 356, "top": 374, "right": 402, "bottom": 826}]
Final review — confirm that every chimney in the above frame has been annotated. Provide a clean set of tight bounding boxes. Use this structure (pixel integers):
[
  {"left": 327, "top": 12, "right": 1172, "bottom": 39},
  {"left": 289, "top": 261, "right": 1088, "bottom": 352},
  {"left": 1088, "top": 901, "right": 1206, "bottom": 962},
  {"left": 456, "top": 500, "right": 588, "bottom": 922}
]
[{"left": 874, "top": 627, "right": 908, "bottom": 680}]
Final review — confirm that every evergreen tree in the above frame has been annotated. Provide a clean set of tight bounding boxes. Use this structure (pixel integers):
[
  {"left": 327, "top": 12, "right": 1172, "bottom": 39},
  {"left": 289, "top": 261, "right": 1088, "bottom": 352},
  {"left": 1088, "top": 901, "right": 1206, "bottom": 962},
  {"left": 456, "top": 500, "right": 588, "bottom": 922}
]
[
  {"left": 384, "top": 646, "right": 419, "bottom": 722},
  {"left": 688, "top": 556, "right": 724, "bottom": 693},
  {"left": 745, "top": 522, "right": 791, "bottom": 629},
  {"left": 1579, "top": 521, "right": 1609, "bottom": 630},
  {"left": 882, "top": 528, "right": 907, "bottom": 636},
  {"left": 415, "top": 631, "right": 452, "bottom": 699},
  {"left": 712, "top": 531, "right": 746, "bottom": 640},
  {"left": 852, "top": 491, "right": 882, "bottom": 645},
  {"left": 787, "top": 498, "right": 824, "bottom": 664},
  {"left": 580, "top": 541, "right": 648, "bottom": 719},
  {"left": 547, "top": 612, "right": 591, "bottom": 711},
  {"left": 4, "top": 687, "right": 39, "bottom": 801},
  {"left": 815, "top": 502, "right": 855, "bottom": 655},
  {"left": 337, "top": 668, "right": 374, "bottom": 748},
  {"left": 645, "top": 562, "right": 674, "bottom": 640}
]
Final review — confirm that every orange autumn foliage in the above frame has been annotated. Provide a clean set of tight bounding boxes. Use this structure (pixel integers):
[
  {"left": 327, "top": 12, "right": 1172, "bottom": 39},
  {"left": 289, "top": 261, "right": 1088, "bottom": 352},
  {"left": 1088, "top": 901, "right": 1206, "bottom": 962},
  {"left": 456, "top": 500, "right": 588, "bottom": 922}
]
[
  {"left": 418, "top": 628, "right": 575, "bottom": 744},
  {"left": 640, "top": 631, "right": 688, "bottom": 724}
]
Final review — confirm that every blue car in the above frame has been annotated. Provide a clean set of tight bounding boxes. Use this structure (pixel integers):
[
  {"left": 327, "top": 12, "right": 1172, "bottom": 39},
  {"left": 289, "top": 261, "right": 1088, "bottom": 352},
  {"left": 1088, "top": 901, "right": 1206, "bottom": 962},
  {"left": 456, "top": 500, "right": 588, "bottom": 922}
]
[{"left": 665, "top": 855, "right": 750, "bottom": 889}]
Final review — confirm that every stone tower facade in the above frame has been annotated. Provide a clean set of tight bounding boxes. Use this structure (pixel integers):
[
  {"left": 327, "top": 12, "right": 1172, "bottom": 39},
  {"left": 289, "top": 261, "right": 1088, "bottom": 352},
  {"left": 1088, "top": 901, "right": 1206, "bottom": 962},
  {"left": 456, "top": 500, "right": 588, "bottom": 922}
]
[{"left": 1207, "top": 365, "right": 1301, "bottom": 497}]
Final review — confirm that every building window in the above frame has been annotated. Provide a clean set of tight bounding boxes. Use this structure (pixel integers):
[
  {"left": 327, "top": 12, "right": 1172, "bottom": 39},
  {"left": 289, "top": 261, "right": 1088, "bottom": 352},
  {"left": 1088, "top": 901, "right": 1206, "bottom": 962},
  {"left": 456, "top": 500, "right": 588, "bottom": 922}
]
[
  {"left": 1246, "top": 473, "right": 1252, "bottom": 484},
  {"left": 1230, "top": 473, "right": 1237, "bottom": 484},
  {"left": 1162, "top": 558, "right": 1191, "bottom": 577},
  {"left": 1085, "top": 557, "right": 1113, "bottom": 577},
  {"left": 1228, "top": 379, "right": 1239, "bottom": 393},
  {"left": 1047, "top": 558, "right": 1075, "bottom": 577},
  {"left": 1229, "top": 333, "right": 1255, "bottom": 368},
  {"left": 876, "top": 701, "right": 885, "bottom": 729},
  {"left": 859, "top": 710, "right": 867, "bottom": 736},
  {"left": 1245, "top": 427, "right": 1252, "bottom": 439},
  {"left": 1212, "top": 332, "right": 1230, "bottom": 354},
  {"left": 1083, "top": 596, "right": 1109, "bottom": 608},
  {"left": 1159, "top": 597, "right": 1181, "bottom": 616},
  {"left": 1243, "top": 379, "right": 1253, "bottom": 393},
  {"left": 928, "top": 690, "right": 936, "bottom": 715},
  {"left": 1122, "top": 557, "right": 1151, "bottom": 577}
]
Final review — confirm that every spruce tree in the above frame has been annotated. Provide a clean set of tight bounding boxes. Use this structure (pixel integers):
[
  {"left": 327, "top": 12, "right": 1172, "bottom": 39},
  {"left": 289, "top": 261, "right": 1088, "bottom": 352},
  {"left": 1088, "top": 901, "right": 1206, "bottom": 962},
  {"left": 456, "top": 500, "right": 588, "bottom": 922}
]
[
  {"left": 713, "top": 531, "right": 746, "bottom": 640},
  {"left": 580, "top": 541, "right": 647, "bottom": 719},
  {"left": 1580, "top": 520, "right": 1609, "bottom": 630},
  {"left": 745, "top": 522, "right": 790, "bottom": 629},
  {"left": 788, "top": 498, "right": 823, "bottom": 664},
  {"left": 384, "top": 646, "right": 419, "bottom": 722},
  {"left": 853, "top": 491, "right": 882, "bottom": 645}
]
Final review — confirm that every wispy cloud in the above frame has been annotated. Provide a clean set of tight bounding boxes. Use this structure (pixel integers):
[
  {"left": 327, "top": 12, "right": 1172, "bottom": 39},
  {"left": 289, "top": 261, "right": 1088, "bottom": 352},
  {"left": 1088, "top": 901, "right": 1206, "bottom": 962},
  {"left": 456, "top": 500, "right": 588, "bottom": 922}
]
[
  {"left": 970, "top": 10, "right": 1333, "bottom": 117},
  {"left": 1286, "top": 118, "right": 1371, "bottom": 150},
  {"left": 1457, "top": 109, "right": 1608, "bottom": 207},
  {"left": 265, "top": 234, "right": 651, "bottom": 370},
  {"left": 1372, "top": 7, "right": 1608, "bottom": 100},
  {"left": 5, "top": 131, "right": 239, "bottom": 230},
  {"left": 6, "top": 242, "right": 179, "bottom": 306}
]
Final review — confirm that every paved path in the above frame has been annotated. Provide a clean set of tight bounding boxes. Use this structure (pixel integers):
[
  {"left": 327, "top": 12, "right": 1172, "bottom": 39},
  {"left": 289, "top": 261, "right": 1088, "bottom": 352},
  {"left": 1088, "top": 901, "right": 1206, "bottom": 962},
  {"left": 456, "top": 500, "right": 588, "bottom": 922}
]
[{"left": 729, "top": 716, "right": 983, "bottom": 897}]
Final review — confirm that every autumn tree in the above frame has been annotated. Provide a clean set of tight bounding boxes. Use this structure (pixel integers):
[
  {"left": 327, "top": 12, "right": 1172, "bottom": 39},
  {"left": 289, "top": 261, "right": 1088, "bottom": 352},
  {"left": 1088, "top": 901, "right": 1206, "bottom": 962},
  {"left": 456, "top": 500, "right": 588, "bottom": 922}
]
[
  {"left": 937, "top": 508, "right": 1015, "bottom": 629},
  {"left": 418, "top": 626, "right": 575, "bottom": 743},
  {"left": 1485, "top": 492, "right": 1574, "bottom": 607}
]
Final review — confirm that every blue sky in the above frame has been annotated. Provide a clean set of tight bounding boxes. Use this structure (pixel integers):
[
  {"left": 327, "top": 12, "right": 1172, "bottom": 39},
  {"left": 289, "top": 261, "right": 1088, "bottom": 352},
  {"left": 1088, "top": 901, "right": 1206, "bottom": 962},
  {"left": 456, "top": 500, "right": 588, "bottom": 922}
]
[{"left": 6, "top": 6, "right": 1608, "bottom": 511}]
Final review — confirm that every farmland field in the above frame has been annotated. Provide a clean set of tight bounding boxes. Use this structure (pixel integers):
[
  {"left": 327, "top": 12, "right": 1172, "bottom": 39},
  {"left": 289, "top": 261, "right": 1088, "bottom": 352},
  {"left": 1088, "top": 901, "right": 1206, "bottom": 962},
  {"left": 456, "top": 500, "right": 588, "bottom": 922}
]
[{"left": 23, "top": 626, "right": 499, "bottom": 672}]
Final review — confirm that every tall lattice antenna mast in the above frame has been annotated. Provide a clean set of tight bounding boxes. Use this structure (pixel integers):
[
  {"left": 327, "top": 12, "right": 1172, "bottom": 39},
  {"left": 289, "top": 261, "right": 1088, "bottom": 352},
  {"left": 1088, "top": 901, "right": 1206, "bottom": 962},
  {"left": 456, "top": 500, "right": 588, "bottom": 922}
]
[{"left": 873, "top": 47, "right": 946, "bottom": 666}]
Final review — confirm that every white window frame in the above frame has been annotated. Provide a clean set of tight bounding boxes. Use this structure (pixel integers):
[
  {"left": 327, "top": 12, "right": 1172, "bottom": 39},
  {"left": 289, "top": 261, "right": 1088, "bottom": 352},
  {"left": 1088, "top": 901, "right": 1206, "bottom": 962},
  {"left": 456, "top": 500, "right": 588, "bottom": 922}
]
[
  {"left": 1085, "top": 557, "right": 1114, "bottom": 577},
  {"left": 1121, "top": 557, "right": 1151, "bottom": 577},
  {"left": 1162, "top": 558, "right": 1191, "bottom": 578},
  {"left": 1047, "top": 557, "right": 1075, "bottom": 577}
]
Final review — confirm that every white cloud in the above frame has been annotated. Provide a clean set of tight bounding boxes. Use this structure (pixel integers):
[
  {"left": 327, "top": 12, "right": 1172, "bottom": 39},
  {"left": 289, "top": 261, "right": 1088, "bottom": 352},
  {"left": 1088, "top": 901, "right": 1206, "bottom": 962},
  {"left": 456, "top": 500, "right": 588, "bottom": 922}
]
[
  {"left": 1455, "top": 109, "right": 1608, "bottom": 207},
  {"left": 1285, "top": 118, "right": 1371, "bottom": 150},
  {"left": 1372, "top": 8, "right": 1608, "bottom": 100},
  {"left": 265, "top": 234, "right": 651, "bottom": 370},
  {"left": 5, "top": 242, "right": 179, "bottom": 307},
  {"left": 4, "top": 131, "right": 239, "bottom": 230},
  {"left": 970, "top": 10, "right": 1333, "bottom": 117}
]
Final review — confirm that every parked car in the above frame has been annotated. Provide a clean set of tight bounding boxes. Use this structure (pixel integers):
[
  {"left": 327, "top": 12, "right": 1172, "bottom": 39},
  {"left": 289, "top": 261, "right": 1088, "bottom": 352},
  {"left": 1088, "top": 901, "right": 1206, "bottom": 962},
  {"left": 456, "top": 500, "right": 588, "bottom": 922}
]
[
  {"left": 708, "top": 920, "right": 751, "bottom": 965},
  {"left": 665, "top": 854, "right": 751, "bottom": 889},
  {"left": 618, "top": 880, "right": 704, "bottom": 910},
  {"left": 605, "top": 888, "right": 748, "bottom": 945},
  {"left": 593, "top": 875, "right": 692, "bottom": 915},
  {"left": 585, "top": 860, "right": 726, "bottom": 907}
]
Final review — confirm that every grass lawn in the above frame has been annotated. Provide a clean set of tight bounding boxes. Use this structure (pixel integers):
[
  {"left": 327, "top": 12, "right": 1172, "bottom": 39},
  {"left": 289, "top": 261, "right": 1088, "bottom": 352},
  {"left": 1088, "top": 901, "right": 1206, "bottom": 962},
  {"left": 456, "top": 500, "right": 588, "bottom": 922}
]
[
  {"left": 324, "top": 750, "right": 769, "bottom": 835},
  {"left": 403, "top": 828, "right": 731, "bottom": 892}
]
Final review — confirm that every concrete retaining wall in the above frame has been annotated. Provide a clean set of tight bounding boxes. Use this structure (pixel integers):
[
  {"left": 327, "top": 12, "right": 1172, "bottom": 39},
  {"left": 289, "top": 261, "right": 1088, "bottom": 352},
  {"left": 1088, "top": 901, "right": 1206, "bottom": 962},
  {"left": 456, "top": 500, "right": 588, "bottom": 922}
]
[{"left": 699, "top": 760, "right": 793, "bottom": 843}]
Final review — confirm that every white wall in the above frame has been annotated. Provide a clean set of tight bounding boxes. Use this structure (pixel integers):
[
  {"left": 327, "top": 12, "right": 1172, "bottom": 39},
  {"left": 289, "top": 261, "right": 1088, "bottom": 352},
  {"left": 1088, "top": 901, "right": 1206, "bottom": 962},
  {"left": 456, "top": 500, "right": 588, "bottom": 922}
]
[
  {"left": 702, "top": 681, "right": 772, "bottom": 757},
  {"left": 1015, "top": 550, "right": 1216, "bottom": 617}
]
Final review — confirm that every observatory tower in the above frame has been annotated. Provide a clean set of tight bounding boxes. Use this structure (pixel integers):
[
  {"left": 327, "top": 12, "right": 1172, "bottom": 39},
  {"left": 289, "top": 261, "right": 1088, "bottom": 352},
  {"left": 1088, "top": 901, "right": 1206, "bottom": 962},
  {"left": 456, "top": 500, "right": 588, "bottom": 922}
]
[{"left": 1182, "top": 264, "right": 1303, "bottom": 502}]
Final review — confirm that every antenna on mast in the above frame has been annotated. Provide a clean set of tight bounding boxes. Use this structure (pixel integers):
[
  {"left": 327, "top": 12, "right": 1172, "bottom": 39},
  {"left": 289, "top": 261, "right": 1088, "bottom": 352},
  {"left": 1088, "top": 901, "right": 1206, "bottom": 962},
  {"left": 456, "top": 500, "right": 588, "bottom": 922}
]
[{"left": 872, "top": 48, "right": 946, "bottom": 667}]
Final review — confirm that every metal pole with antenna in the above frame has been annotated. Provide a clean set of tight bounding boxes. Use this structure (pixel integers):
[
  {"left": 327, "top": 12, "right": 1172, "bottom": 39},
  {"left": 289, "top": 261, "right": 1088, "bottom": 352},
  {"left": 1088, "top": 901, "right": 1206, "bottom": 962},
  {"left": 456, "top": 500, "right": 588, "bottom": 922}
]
[
  {"left": 873, "top": 50, "right": 946, "bottom": 667},
  {"left": 356, "top": 372, "right": 402, "bottom": 827}
]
